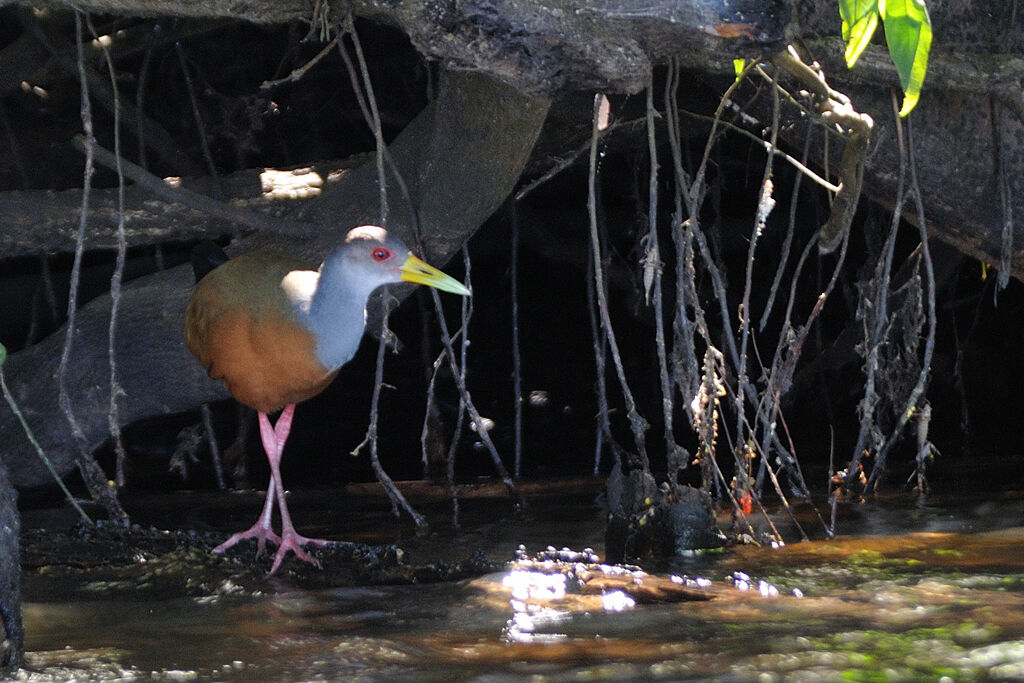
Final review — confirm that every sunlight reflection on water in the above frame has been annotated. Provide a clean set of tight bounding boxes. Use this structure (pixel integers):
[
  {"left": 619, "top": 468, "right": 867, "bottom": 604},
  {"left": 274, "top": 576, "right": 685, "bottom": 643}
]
[{"left": 16, "top": 496, "right": 1024, "bottom": 680}]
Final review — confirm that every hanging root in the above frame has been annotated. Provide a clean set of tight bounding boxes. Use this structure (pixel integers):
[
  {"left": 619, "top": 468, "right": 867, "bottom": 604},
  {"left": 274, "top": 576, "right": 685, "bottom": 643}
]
[
  {"left": 772, "top": 46, "right": 873, "bottom": 253},
  {"left": 690, "top": 347, "right": 726, "bottom": 492}
]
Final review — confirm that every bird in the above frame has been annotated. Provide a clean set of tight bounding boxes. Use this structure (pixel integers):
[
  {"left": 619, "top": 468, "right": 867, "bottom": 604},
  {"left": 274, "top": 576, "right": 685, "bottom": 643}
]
[{"left": 184, "top": 225, "right": 470, "bottom": 574}]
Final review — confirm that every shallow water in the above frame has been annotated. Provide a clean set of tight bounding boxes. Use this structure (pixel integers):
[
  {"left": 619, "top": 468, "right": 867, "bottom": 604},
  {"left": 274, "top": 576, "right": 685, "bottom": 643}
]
[{"left": 14, "top": 486, "right": 1024, "bottom": 681}]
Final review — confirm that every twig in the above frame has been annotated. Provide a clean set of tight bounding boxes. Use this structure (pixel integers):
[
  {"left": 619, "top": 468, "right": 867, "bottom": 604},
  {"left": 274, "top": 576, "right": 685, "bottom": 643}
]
[
  {"left": 678, "top": 108, "right": 840, "bottom": 194},
  {"left": 509, "top": 201, "right": 524, "bottom": 478},
  {"left": 760, "top": 120, "right": 814, "bottom": 331},
  {"left": 342, "top": 19, "right": 388, "bottom": 226},
  {"left": 340, "top": 16, "right": 515, "bottom": 506},
  {"left": 337, "top": 18, "right": 418, "bottom": 233},
  {"left": 419, "top": 350, "right": 441, "bottom": 477},
  {"left": 772, "top": 46, "right": 873, "bottom": 254},
  {"left": 514, "top": 117, "right": 648, "bottom": 202},
  {"left": 664, "top": 59, "right": 700, "bottom": 408},
  {"left": 24, "top": 13, "right": 202, "bottom": 176},
  {"left": 845, "top": 91, "right": 905, "bottom": 491},
  {"left": 689, "top": 59, "right": 756, "bottom": 209},
  {"left": 200, "top": 403, "right": 225, "bottom": 490},
  {"left": 339, "top": 18, "right": 429, "bottom": 526},
  {"left": 993, "top": 97, "right": 1014, "bottom": 296},
  {"left": 1, "top": 345, "right": 92, "bottom": 524},
  {"left": 587, "top": 94, "right": 650, "bottom": 471},
  {"left": 175, "top": 42, "right": 221, "bottom": 191},
  {"left": 444, "top": 247, "right": 475, "bottom": 522},
  {"left": 586, "top": 230, "right": 616, "bottom": 474},
  {"left": 61, "top": 11, "right": 127, "bottom": 524},
  {"left": 352, "top": 305, "right": 427, "bottom": 528},
  {"left": 867, "top": 107, "right": 938, "bottom": 489},
  {"left": 643, "top": 79, "right": 682, "bottom": 467},
  {"left": 87, "top": 15, "right": 130, "bottom": 488},
  {"left": 360, "top": 19, "right": 511, "bottom": 501},
  {"left": 732, "top": 68, "right": 780, "bottom": 508},
  {"left": 261, "top": 32, "right": 342, "bottom": 90},
  {"left": 428, "top": 283, "right": 520, "bottom": 502}
]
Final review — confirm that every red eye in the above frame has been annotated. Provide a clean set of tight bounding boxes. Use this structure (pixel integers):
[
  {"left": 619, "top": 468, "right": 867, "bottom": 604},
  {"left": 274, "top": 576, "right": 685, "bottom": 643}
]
[{"left": 372, "top": 247, "right": 391, "bottom": 262}]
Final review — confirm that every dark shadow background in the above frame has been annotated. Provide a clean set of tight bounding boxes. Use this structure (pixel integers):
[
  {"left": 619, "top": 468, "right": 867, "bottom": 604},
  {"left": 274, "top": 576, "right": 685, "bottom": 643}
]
[{"left": 2, "top": 12, "right": 1022, "bottom": 507}]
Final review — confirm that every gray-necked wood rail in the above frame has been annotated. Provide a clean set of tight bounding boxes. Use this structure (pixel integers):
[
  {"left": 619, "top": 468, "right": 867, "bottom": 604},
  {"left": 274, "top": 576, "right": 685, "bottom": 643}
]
[{"left": 185, "top": 225, "right": 469, "bottom": 574}]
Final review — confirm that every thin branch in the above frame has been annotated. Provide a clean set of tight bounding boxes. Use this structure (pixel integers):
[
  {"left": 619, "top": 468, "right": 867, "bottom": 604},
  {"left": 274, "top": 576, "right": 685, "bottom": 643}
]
[
  {"left": 1, "top": 352, "right": 92, "bottom": 524},
  {"left": 352, "top": 305, "right": 427, "bottom": 528},
  {"left": 643, "top": 79, "right": 682, "bottom": 468},
  {"left": 678, "top": 108, "right": 840, "bottom": 194},
  {"left": 587, "top": 93, "right": 649, "bottom": 471},
  {"left": 200, "top": 403, "right": 225, "bottom": 490},
  {"left": 339, "top": 16, "right": 515, "bottom": 505},
  {"left": 845, "top": 92, "right": 905, "bottom": 491},
  {"left": 88, "top": 14, "right": 129, "bottom": 488},
  {"left": 772, "top": 46, "right": 873, "bottom": 254},
  {"left": 993, "top": 97, "right": 1014, "bottom": 296},
  {"left": 732, "top": 68, "right": 780, "bottom": 507},
  {"left": 586, "top": 231, "right": 616, "bottom": 474},
  {"left": 62, "top": 11, "right": 127, "bottom": 524},
  {"left": 343, "top": 19, "right": 389, "bottom": 226},
  {"left": 760, "top": 120, "right": 815, "bottom": 331},
  {"left": 427, "top": 283, "right": 519, "bottom": 501},
  {"left": 174, "top": 42, "right": 221, "bottom": 191},
  {"left": 419, "top": 351, "right": 443, "bottom": 478},
  {"left": 340, "top": 18, "right": 429, "bottom": 527},
  {"left": 337, "top": 19, "right": 417, "bottom": 235},
  {"left": 867, "top": 109, "right": 939, "bottom": 489},
  {"left": 444, "top": 246, "right": 475, "bottom": 522},
  {"left": 260, "top": 32, "right": 343, "bottom": 90},
  {"left": 514, "top": 117, "right": 648, "bottom": 202},
  {"left": 509, "top": 201, "right": 524, "bottom": 479}
]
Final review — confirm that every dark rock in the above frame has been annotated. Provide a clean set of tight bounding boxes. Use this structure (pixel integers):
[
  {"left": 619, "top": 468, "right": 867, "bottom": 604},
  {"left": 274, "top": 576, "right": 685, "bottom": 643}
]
[
  {"left": 0, "top": 459, "right": 22, "bottom": 673},
  {"left": 605, "top": 461, "right": 724, "bottom": 563}
]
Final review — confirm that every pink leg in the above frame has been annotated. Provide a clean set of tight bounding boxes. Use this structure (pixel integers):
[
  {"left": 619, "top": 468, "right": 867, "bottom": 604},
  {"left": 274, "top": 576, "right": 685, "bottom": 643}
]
[
  {"left": 213, "top": 405, "right": 335, "bottom": 575},
  {"left": 213, "top": 410, "right": 288, "bottom": 556},
  {"left": 262, "top": 405, "right": 334, "bottom": 574}
]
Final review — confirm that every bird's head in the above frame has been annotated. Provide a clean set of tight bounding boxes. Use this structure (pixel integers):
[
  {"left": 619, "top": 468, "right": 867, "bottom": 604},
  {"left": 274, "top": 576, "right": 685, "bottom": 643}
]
[{"left": 336, "top": 225, "right": 470, "bottom": 296}]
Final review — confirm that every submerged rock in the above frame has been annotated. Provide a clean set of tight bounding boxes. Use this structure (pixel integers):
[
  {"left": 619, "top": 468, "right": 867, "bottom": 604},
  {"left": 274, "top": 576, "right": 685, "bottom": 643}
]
[{"left": 605, "top": 462, "right": 725, "bottom": 564}]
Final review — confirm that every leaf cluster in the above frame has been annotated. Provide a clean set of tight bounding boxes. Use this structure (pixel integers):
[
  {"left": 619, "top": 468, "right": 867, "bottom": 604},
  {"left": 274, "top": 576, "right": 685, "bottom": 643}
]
[{"left": 840, "top": 0, "right": 932, "bottom": 116}]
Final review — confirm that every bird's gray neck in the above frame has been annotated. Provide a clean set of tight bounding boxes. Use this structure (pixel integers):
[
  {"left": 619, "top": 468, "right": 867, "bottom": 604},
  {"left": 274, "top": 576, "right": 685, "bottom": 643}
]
[{"left": 302, "top": 261, "right": 380, "bottom": 371}]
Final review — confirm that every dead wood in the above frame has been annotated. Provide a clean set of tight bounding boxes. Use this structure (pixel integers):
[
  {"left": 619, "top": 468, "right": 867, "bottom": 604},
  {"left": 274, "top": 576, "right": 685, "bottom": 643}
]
[
  {"left": 0, "top": 0, "right": 790, "bottom": 95},
  {"left": 1, "top": 0, "right": 1021, "bottom": 277},
  {"left": 0, "top": 160, "right": 365, "bottom": 257}
]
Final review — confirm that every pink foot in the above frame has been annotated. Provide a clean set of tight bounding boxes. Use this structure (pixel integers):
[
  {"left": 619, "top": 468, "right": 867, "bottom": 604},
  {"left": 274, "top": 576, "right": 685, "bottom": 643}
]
[
  {"left": 213, "top": 466, "right": 281, "bottom": 557},
  {"left": 267, "top": 529, "right": 335, "bottom": 575},
  {"left": 213, "top": 522, "right": 282, "bottom": 557}
]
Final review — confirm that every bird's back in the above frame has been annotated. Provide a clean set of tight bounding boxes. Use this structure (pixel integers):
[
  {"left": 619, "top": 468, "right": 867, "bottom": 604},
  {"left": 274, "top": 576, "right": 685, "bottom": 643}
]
[{"left": 184, "top": 250, "right": 339, "bottom": 413}]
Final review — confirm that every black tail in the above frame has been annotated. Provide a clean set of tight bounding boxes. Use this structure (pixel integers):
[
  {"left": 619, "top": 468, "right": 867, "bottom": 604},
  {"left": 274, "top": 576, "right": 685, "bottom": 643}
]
[{"left": 190, "top": 240, "right": 229, "bottom": 283}]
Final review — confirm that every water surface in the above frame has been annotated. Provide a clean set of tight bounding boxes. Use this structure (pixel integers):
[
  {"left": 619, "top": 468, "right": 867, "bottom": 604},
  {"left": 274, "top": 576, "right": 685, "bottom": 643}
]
[{"left": 15, "top": 486, "right": 1024, "bottom": 681}]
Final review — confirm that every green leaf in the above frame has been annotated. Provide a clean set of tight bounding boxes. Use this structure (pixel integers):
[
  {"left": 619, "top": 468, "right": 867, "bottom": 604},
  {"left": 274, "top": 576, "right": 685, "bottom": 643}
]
[
  {"left": 0, "top": 341, "right": 6, "bottom": 366},
  {"left": 881, "top": 0, "right": 932, "bottom": 116},
  {"left": 839, "top": 0, "right": 880, "bottom": 67},
  {"left": 733, "top": 58, "right": 746, "bottom": 81}
]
